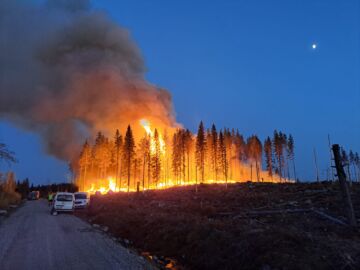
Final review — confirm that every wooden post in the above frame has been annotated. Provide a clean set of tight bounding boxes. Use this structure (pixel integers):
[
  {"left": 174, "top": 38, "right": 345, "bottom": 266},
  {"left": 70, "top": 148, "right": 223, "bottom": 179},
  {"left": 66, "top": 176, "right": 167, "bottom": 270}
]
[{"left": 332, "top": 144, "right": 357, "bottom": 226}]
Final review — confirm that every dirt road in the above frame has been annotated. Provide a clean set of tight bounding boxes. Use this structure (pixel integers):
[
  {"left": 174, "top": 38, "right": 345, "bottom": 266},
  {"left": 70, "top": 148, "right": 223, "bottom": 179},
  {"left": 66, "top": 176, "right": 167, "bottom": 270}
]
[{"left": 0, "top": 200, "right": 154, "bottom": 270}]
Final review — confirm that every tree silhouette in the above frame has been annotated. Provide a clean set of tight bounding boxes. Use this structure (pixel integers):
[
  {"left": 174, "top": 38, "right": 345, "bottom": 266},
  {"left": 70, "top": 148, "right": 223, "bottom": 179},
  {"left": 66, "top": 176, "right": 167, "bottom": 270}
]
[
  {"left": 219, "top": 131, "right": 228, "bottom": 187},
  {"left": 151, "top": 129, "right": 161, "bottom": 187},
  {"left": 78, "top": 140, "right": 91, "bottom": 191},
  {"left": 114, "top": 129, "right": 123, "bottom": 190},
  {"left": 287, "top": 134, "right": 296, "bottom": 181},
  {"left": 264, "top": 137, "right": 273, "bottom": 178},
  {"left": 196, "top": 121, "right": 206, "bottom": 183},
  {"left": 247, "top": 135, "right": 262, "bottom": 182},
  {"left": 123, "top": 125, "right": 135, "bottom": 192},
  {"left": 139, "top": 134, "right": 150, "bottom": 190}
]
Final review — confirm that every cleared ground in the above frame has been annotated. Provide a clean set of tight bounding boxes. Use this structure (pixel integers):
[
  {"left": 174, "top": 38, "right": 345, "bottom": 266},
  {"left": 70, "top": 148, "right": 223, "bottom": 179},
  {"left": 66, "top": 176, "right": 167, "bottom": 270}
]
[
  {"left": 80, "top": 182, "right": 360, "bottom": 270},
  {"left": 0, "top": 200, "right": 153, "bottom": 270}
]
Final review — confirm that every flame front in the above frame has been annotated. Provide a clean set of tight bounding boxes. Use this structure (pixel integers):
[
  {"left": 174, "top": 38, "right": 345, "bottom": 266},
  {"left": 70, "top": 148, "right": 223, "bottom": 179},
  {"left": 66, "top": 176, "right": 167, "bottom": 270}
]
[
  {"left": 140, "top": 119, "right": 165, "bottom": 155},
  {"left": 76, "top": 120, "right": 291, "bottom": 194}
]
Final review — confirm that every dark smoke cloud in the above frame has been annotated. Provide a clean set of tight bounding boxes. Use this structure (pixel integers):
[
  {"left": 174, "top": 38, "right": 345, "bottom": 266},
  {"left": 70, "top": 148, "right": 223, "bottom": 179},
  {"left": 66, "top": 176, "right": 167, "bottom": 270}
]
[{"left": 0, "top": 0, "right": 177, "bottom": 160}]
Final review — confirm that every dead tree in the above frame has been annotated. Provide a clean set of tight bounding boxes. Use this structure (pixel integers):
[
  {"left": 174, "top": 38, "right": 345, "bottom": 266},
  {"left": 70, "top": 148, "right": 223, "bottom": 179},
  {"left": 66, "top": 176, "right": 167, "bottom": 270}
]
[{"left": 332, "top": 144, "right": 357, "bottom": 227}]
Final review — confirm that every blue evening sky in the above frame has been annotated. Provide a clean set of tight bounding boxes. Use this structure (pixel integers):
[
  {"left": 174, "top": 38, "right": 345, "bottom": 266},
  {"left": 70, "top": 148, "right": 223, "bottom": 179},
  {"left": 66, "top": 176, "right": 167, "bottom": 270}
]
[{"left": 0, "top": 0, "right": 359, "bottom": 184}]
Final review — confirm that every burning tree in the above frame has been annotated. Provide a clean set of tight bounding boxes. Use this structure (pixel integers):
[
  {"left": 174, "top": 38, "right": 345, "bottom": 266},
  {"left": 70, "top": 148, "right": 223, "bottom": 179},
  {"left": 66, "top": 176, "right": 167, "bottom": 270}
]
[{"left": 75, "top": 120, "right": 294, "bottom": 193}]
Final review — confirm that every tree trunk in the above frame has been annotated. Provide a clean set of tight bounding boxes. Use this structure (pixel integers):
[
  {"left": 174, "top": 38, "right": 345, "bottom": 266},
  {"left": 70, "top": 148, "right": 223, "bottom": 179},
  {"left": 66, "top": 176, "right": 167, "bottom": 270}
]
[
  {"left": 250, "top": 163, "right": 253, "bottom": 181},
  {"left": 142, "top": 155, "right": 146, "bottom": 191},
  {"left": 332, "top": 144, "right": 357, "bottom": 226},
  {"left": 127, "top": 158, "right": 131, "bottom": 193},
  {"left": 292, "top": 158, "right": 297, "bottom": 182}
]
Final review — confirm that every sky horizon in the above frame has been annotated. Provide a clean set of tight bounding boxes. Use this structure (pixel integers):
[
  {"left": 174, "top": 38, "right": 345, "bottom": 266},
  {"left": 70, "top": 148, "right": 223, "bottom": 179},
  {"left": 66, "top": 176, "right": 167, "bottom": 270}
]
[{"left": 0, "top": 0, "right": 359, "bottom": 184}]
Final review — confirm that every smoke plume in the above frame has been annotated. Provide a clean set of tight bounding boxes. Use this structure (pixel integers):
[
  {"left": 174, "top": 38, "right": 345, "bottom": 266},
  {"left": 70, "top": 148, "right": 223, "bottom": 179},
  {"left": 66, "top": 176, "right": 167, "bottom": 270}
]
[{"left": 0, "top": 0, "right": 177, "bottom": 161}]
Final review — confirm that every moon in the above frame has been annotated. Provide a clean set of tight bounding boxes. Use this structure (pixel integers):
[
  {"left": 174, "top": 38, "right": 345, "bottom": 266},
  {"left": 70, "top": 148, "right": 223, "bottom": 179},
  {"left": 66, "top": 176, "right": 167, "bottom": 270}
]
[{"left": 312, "top": 43, "right": 317, "bottom": 50}]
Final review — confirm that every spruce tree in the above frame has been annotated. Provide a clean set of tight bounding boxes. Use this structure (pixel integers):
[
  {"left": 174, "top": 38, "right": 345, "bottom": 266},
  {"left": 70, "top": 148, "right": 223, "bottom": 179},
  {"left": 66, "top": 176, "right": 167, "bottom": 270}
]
[
  {"left": 196, "top": 121, "right": 206, "bottom": 183},
  {"left": 210, "top": 124, "right": 219, "bottom": 181},
  {"left": 184, "top": 129, "right": 194, "bottom": 183},
  {"left": 287, "top": 134, "right": 296, "bottom": 181},
  {"left": 151, "top": 129, "right": 161, "bottom": 187},
  {"left": 219, "top": 131, "right": 228, "bottom": 187},
  {"left": 139, "top": 134, "right": 150, "bottom": 190},
  {"left": 114, "top": 130, "right": 123, "bottom": 189},
  {"left": 264, "top": 137, "right": 273, "bottom": 178},
  {"left": 123, "top": 125, "right": 135, "bottom": 192}
]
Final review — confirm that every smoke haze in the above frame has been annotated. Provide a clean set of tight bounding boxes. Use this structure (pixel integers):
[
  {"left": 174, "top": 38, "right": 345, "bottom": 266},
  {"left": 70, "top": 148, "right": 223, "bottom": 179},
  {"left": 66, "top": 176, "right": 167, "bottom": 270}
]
[{"left": 0, "top": 0, "right": 177, "bottom": 161}]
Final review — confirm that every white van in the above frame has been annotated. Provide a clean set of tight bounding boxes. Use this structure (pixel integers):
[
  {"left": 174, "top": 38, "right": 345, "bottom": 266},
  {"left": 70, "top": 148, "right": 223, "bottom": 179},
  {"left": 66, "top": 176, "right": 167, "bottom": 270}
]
[
  {"left": 74, "top": 192, "right": 90, "bottom": 208},
  {"left": 51, "top": 192, "right": 75, "bottom": 215}
]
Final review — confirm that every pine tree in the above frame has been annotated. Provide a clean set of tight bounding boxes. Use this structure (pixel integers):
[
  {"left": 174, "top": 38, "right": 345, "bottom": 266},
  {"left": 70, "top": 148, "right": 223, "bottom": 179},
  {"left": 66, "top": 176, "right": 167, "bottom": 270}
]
[
  {"left": 123, "top": 125, "right": 135, "bottom": 192},
  {"left": 224, "top": 129, "right": 233, "bottom": 180},
  {"left": 218, "top": 131, "right": 228, "bottom": 187},
  {"left": 273, "top": 130, "right": 284, "bottom": 181},
  {"left": 172, "top": 130, "right": 181, "bottom": 184},
  {"left": 139, "top": 134, "right": 150, "bottom": 190},
  {"left": 184, "top": 129, "right": 194, "bottom": 183},
  {"left": 78, "top": 140, "right": 91, "bottom": 191},
  {"left": 247, "top": 135, "right": 262, "bottom": 182},
  {"left": 196, "top": 121, "right": 206, "bottom": 183},
  {"left": 163, "top": 129, "right": 170, "bottom": 186},
  {"left": 209, "top": 124, "right": 219, "bottom": 181},
  {"left": 114, "top": 130, "right": 123, "bottom": 190},
  {"left": 287, "top": 134, "right": 296, "bottom": 181},
  {"left": 151, "top": 129, "right": 161, "bottom": 187},
  {"left": 234, "top": 130, "right": 245, "bottom": 179},
  {"left": 264, "top": 137, "right": 273, "bottom": 179}
]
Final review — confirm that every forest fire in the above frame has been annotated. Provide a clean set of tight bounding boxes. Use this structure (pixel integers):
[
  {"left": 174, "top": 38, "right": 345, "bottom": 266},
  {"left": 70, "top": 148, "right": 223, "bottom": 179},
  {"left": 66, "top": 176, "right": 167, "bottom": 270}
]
[{"left": 75, "top": 119, "right": 294, "bottom": 194}]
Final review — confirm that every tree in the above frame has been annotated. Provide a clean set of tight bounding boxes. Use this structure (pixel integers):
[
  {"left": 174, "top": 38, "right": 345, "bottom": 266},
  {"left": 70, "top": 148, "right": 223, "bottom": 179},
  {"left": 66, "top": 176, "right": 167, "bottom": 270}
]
[
  {"left": 78, "top": 140, "right": 91, "bottom": 191},
  {"left": 233, "top": 130, "right": 245, "bottom": 180},
  {"left": 349, "top": 150, "right": 357, "bottom": 183},
  {"left": 139, "top": 134, "right": 150, "bottom": 190},
  {"left": 273, "top": 130, "right": 286, "bottom": 181},
  {"left": 93, "top": 132, "right": 106, "bottom": 179},
  {"left": 224, "top": 129, "right": 234, "bottom": 179},
  {"left": 354, "top": 152, "right": 360, "bottom": 182},
  {"left": 218, "top": 131, "right": 228, "bottom": 187},
  {"left": 184, "top": 129, "right": 194, "bottom": 183},
  {"left": 195, "top": 121, "right": 206, "bottom": 183},
  {"left": 3, "top": 171, "right": 16, "bottom": 193},
  {"left": 209, "top": 124, "right": 218, "bottom": 180},
  {"left": 172, "top": 130, "right": 181, "bottom": 184},
  {"left": 114, "top": 130, "right": 123, "bottom": 190},
  {"left": 264, "top": 137, "right": 273, "bottom": 179},
  {"left": 163, "top": 129, "right": 170, "bottom": 186},
  {"left": 247, "top": 135, "right": 262, "bottom": 182},
  {"left": 123, "top": 125, "right": 135, "bottom": 192},
  {"left": 341, "top": 148, "right": 351, "bottom": 181},
  {"left": 287, "top": 134, "right": 296, "bottom": 181},
  {"left": 151, "top": 129, "right": 161, "bottom": 187}
]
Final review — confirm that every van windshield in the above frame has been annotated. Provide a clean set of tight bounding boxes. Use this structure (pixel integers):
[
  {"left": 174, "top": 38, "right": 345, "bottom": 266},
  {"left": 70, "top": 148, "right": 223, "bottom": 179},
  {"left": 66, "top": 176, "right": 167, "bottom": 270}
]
[
  {"left": 75, "top": 194, "right": 87, "bottom": 200},
  {"left": 56, "top": 195, "right": 73, "bottom": 201}
]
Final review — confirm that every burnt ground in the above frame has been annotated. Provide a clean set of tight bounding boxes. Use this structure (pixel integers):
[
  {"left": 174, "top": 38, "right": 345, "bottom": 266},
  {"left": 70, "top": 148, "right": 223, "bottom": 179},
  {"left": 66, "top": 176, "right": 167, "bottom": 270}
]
[{"left": 77, "top": 182, "right": 360, "bottom": 270}]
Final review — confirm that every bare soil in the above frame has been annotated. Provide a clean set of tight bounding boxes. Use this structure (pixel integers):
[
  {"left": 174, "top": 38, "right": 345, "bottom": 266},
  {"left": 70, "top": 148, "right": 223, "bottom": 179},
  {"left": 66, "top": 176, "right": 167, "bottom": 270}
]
[{"left": 77, "top": 182, "right": 360, "bottom": 270}]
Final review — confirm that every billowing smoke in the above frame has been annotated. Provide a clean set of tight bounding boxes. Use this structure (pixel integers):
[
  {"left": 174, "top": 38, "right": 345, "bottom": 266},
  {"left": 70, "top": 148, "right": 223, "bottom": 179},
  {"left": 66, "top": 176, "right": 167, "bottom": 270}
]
[{"left": 0, "top": 0, "right": 177, "bottom": 160}]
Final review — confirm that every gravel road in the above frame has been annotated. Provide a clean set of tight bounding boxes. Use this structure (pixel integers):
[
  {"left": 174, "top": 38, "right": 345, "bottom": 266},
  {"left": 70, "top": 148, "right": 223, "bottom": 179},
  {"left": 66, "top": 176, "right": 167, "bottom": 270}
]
[{"left": 0, "top": 200, "right": 154, "bottom": 270}]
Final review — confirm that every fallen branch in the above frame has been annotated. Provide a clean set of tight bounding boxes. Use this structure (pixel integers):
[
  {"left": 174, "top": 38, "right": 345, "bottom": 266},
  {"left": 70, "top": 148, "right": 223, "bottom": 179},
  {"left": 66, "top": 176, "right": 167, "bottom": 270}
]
[
  {"left": 246, "top": 208, "right": 311, "bottom": 216},
  {"left": 311, "top": 209, "right": 347, "bottom": 226},
  {"left": 233, "top": 208, "right": 348, "bottom": 226}
]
